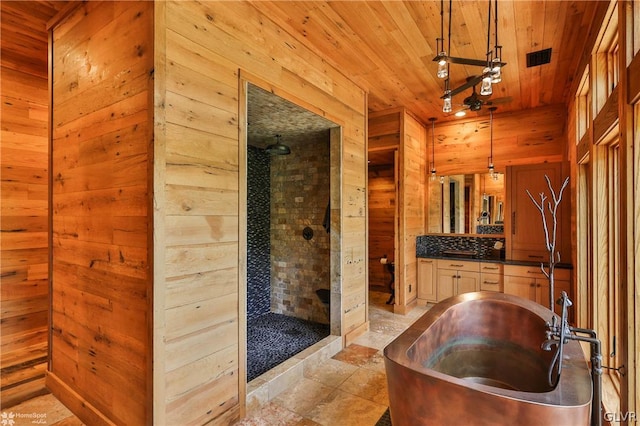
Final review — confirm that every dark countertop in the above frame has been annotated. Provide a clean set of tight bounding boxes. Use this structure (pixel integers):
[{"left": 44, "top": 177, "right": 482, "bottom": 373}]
[{"left": 416, "top": 254, "right": 573, "bottom": 269}]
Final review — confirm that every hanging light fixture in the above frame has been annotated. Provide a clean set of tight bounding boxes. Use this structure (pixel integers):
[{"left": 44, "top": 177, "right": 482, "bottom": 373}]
[
  {"left": 436, "top": 0, "right": 451, "bottom": 79},
  {"left": 487, "top": 107, "right": 498, "bottom": 181},
  {"left": 435, "top": 0, "right": 506, "bottom": 106},
  {"left": 491, "top": 0, "right": 502, "bottom": 84},
  {"left": 443, "top": 80, "right": 452, "bottom": 113},
  {"left": 429, "top": 117, "right": 438, "bottom": 181},
  {"left": 480, "top": 0, "right": 493, "bottom": 96}
]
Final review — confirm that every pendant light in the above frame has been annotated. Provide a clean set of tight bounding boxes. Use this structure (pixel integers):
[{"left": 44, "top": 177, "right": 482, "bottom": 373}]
[
  {"left": 480, "top": 0, "right": 493, "bottom": 96},
  {"left": 436, "top": 0, "right": 451, "bottom": 80},
  {"left": 434, "top": 0, "right": 506, "bottom": 105},
  {"left": 487, "top": 107, "right": 498, "bottom": 180},
  {"left": 429, "top": 118, "right": 438, "bottom": 181},
  {"left": 491, "top": 0, "right": 502, "bottom": 83}
]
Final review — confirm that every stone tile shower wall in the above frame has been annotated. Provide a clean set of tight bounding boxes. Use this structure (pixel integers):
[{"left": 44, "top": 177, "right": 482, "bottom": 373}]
[
  {"left": 247, "top": 146, "right": 271, "bottom": 320},
  {"left": 271, "top": 131, "right": 331, "bottom": 323}
]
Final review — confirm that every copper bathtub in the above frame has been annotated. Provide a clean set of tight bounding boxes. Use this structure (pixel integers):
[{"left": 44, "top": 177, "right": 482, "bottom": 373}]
[{"left": 384, "top": 292, "right": 592, "bottom": 425}]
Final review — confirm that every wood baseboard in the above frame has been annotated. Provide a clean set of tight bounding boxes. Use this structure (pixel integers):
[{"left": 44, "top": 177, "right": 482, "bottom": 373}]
[
  {"left": 393, "top": 298, "right": 417, "bottom": 315},
  {"left": 45, "top": 371, "right": 115, "bottom": 426},
  {"left": 344, "top": 321, "right": 369, "bottom": 347},
  {"left": 0, "top": 377, "right": 48, "bottom": 410}
]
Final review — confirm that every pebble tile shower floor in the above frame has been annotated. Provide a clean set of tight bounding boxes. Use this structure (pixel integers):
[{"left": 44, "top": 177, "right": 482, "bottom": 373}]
[{"left": 247, "top": 312, "right": 330, "bottom": 382}]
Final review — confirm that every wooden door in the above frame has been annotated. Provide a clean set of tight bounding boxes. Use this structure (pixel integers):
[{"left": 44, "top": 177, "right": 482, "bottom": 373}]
[{"left": 508, "top": 163, "right": 563, "bottom": 261}]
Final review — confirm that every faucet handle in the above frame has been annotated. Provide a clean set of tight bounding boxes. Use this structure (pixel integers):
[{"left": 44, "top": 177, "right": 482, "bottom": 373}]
[{"left": 555, "top": 291, "right": 573, "bottom": 308}]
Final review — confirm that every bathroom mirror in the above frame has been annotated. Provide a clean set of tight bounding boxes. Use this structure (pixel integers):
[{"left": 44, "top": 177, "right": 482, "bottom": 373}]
[{"left": 427, "top": 173, "right": 505, "bottom": 234}]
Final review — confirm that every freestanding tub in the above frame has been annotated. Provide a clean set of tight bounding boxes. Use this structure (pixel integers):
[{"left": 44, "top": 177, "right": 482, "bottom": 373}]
[{"left": 384, "top": 292, "right": 592, "bottom": 425}]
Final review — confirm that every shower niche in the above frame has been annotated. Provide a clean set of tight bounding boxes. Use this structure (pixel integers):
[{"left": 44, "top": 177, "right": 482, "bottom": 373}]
[{"left": 245, "top": 83, "right": 339, "bottom": 382}]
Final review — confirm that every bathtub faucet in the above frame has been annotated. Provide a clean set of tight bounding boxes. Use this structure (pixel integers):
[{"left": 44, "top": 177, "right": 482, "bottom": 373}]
[
  {"left": 541, "top": 291, "right": 603, "bottom": 426},
  {"left": 541, "top": 291, "right": 572, "bottom": 387}
]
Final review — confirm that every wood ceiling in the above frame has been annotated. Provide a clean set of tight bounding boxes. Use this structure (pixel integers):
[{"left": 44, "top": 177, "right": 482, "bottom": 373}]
[
  {"left": 5, "top": 1, "right": 606, "bottom": 151},
  {"left": 250, "top": 0, "right": 606, "bottom": 123}
]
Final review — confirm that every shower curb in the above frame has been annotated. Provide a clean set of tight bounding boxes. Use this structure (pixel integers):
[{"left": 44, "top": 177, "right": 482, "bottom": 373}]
[{"left": 246, "top": 335, "right": 342, "bottom": 413}]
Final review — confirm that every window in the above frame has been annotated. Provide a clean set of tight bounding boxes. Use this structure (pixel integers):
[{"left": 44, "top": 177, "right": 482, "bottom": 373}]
[
  {"left": 594, "top": 2, "right": 618, "bottom": 113},
  {"left": 605, "top": 142, "right": 621, "bottom": 384},
  {"left": 576, "top": 68, "right": 590, "bottom": 142},
  {"left": 591, "top": 133, "right": 622, "bottom": 412}
]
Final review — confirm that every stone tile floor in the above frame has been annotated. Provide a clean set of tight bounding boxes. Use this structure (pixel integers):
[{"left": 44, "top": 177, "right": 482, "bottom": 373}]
[
  {"left": 5, "top": 291, "right": 431, "bottom": 426},
  {"left": 235, "top": 291, "right": 431, "bottom": 425}
]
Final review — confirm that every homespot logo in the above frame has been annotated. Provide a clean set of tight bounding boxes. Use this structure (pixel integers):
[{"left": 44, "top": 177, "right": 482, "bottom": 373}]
[
  {"left": 0, "top": 411, "right": 48, "bottom": 425},
  {"left": 604, "top": 411, "right": 638, "bottom": 423}
]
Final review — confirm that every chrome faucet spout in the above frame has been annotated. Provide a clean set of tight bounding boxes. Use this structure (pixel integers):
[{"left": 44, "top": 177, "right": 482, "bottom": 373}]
[{"left": 541, "top": 338, "right": 558, "bottom": 351}]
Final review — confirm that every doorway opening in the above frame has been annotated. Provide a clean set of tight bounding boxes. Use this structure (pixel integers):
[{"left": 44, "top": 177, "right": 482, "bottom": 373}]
[
  {"left": 367, "top": 150, "right": 397, "bottom": 301},
  {"left": 244, "top": 83, "right": 339, "bottom": 382}
]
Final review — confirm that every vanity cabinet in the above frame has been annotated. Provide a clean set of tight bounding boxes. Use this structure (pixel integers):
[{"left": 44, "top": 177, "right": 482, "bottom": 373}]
[
  {"left": 503, "top": 264, "right": 571, "bottom": 306},
  {"left": 480, "top": 262, "right": 503, "bottom": 292},
  {"left": 416, "top": 257, "right": 572, "bottom": 305},
  {"left": 417, "top": 258, "right": 437, "bottom": 304},
  {"left": 436, "top": 260, "right": 480, "bottom": 300}
]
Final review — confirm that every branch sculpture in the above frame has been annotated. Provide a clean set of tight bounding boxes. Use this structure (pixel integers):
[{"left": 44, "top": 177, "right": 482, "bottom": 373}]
[{"left": 526, "top": 175, "right": 570, "bottom": 313}]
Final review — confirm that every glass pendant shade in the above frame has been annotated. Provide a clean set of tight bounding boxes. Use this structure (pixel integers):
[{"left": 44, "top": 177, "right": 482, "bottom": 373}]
[
  {"left": 437, "top": 53, "right": 448, "bottom": 78},
  {"left": 491, "top": 58, "right": 502, "bottom": 83},
  {"left": 480, "top": 73, "right": 493, "bottom": 96},
  {"left": 443, "top": 91, "right": 452, "bottom": 113},
  {"left": 430, "top": 169, "right": 437, "bottom": 181}
]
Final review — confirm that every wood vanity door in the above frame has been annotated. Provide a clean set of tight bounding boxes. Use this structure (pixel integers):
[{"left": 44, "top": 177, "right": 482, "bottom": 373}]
[
  {"left": 457, "top": 271, "right": 480, "bottom": 294},
  {"left": 436, "top": 270, "right": 456, "bottom": 300}
]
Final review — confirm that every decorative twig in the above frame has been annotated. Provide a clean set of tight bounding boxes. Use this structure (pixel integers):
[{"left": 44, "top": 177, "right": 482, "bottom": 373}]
[{"left": 526, "top": 175, "right": 569, "bottom": 313}]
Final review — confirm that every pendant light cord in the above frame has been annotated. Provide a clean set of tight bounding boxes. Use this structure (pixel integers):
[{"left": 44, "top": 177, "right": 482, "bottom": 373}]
[
  {"left": 486, "top": 0, "right": 492, "bottom": 61},
  {"left": 447, "top": 0, "right": 452, "bottom": 58},
  {"left": 494, "top": 0, "right": 499, "bottom": 50},
  {"left": 490, "top": 109, "right": 494, "bottom": 160}
]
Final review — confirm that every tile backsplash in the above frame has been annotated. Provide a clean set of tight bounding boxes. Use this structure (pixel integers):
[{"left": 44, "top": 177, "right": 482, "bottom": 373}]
[{"left": 416, "top": 234, "right": 506, "bottom": 260}]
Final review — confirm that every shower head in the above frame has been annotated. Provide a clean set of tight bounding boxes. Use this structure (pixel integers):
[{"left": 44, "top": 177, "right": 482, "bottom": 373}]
[{"left": 265, "top": 134, "right": 291, "bottom": 155}]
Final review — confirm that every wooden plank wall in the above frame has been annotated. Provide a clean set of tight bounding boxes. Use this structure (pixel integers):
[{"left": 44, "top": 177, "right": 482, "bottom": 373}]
[
  {"left": 155, "top": 1, "right": 367, "bottom": 423},
  {"left": 432, "top": 104, "right": 568, "bottom": 176},
  {"left": 0, "top": 1, "right": 63, "bottom": 409},
  {"left": 47, "top": 2, "right": 153, "bottom": 424},
  {"left": 367, "top": 109, "right": 426, "bottom": 313},
  {"left": 397, "top": 112, "right": 426, "bottom": 312}
]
